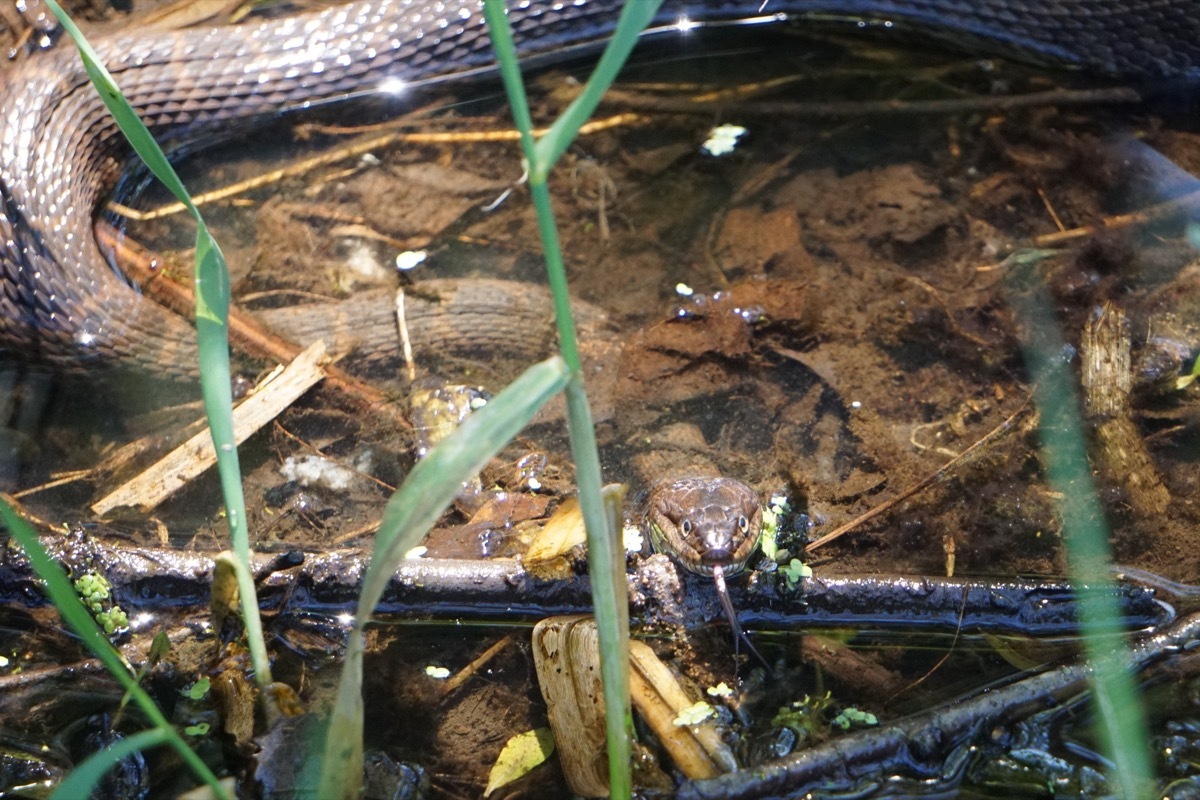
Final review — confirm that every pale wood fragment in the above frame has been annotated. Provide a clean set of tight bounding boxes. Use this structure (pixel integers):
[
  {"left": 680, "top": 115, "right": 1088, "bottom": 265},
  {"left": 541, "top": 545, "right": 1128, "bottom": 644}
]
[
  {"left": 1081, "top": 302, "right": 1170, "bottom": 516},
  {"left": 91, "top": 340, "right": 327, "bottom": 514}
]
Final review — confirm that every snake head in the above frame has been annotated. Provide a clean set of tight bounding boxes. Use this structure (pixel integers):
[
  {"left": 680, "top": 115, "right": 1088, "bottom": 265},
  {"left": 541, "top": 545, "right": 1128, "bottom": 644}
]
[{"left": 643, "top": 476, "right": 763, "bottom": 576}]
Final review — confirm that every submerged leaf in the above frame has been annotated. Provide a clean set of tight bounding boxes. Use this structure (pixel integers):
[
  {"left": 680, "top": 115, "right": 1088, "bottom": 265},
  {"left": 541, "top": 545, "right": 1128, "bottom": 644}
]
[{"left": 484, "top": 728, "right": 556, "bottom": 797}]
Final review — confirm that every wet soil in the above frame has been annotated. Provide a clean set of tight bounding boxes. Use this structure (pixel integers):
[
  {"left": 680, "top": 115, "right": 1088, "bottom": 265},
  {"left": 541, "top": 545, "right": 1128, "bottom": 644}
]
[{"left": 3, "top": 2, "right": 1200, "bottom": 797}]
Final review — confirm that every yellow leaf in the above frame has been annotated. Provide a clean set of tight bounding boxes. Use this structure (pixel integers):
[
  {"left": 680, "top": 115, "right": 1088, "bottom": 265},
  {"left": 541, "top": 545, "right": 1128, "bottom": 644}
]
[
  {"left": 484, "top": 728, "right": 556, "bottom": 797},
  {"left": 524, "top": 497, "right": 586, "bottom": 564}
]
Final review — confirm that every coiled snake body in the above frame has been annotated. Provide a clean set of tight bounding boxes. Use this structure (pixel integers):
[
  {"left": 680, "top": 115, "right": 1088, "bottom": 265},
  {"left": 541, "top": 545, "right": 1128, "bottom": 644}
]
[
  {"left": 2, "top": 0, "right": 1200, "bottom": 378},
  {"left": 2, "top": 1, "right": 1199, "bottom": 580}
]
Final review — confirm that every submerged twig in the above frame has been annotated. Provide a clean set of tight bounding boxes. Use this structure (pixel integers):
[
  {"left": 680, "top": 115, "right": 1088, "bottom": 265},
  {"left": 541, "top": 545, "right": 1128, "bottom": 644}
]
[
  {"left": 677, "top": 612, "right": 1200, "bottom": 800},
  {"left": 601, "top": 85, "right": 1141, "bottom": 118},
  {"left": 805, "top": 400, "right": 1032, "bottom": 551},
  {"left": 1081, "top": 302, "right": 1170, "bottom": 516},
  {"left": 106, "top": 114, "right": 642, "bottom": 221},
  {"left": 92, "top": 341, "right": 328, "bottom": 514}
]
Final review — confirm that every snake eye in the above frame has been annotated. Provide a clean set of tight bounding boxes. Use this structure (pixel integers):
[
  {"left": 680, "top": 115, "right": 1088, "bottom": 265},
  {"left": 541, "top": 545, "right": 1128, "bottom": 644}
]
[
  {"left": 681, "top": 519, "right": 693, "bottom": 536},
  {"left": 737, "top": 515, "right": 749, "bottom": 533}
]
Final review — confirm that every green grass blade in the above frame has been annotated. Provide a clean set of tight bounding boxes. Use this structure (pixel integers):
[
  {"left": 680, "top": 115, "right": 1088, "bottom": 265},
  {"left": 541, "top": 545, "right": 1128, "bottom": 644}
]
[
  {"left": 532, "top": 0, "right": 662, "bottom": 178},
  {"left": 479, "top": 1, "right": 583, "bottom": 370},
  {"left": 481, "top": 2, "right": 664, "bottom": 794},
  {"left": 1008, "top": 260, "right": 1152, "bottom": 796},
  {"left": 318, "top": 355, "right": 570, "bottom": 799},
  {"left": 50, "top": 727, "right": 169, "bottom": 800},
  {"left": 363, "top": 355, "right": 569, "bottom": 603},
  {"left": 42, "top": 0, "right": 270, "bottom": 689},
  {"left": 0, "top": 501, "right": 229, "bottom": 799}
]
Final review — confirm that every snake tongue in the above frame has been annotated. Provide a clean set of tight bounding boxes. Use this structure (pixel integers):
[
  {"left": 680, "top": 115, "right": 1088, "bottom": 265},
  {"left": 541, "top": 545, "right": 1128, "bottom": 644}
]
[{"left": 713, "top": 565, "right": 769, "bottom": 670}]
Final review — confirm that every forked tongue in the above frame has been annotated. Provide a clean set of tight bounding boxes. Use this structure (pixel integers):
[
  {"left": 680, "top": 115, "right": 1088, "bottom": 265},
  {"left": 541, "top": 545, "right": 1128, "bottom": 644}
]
[{"left": 712, "top": 564, "right": 769, "bottom": 670}]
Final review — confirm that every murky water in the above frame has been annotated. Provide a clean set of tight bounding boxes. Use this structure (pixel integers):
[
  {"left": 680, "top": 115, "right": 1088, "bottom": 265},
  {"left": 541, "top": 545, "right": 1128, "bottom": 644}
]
[{"left": 3, "top": 10, "right": 1200, "bottom": 798}]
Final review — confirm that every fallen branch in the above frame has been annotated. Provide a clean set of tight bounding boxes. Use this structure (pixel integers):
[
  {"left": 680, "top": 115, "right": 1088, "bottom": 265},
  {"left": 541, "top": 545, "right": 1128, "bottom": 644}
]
[
  {"left": 1, "top": 531, "right": 1172, "bottom": 637},
  {"left": 678, "top": 612, "right": 1200, "bottom": 799}
]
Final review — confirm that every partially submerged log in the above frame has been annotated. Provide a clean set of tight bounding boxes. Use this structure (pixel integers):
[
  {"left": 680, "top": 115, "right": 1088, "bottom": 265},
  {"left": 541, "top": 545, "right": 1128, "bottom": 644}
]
[{"left": 0, "top": 530, "right": 1174, "bottom": 637}]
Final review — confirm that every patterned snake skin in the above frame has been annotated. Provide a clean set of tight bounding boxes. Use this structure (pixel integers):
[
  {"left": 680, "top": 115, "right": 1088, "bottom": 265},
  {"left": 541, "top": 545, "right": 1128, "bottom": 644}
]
[{"left": 2, "top": 0, "right": 1199, "bottom": 377}]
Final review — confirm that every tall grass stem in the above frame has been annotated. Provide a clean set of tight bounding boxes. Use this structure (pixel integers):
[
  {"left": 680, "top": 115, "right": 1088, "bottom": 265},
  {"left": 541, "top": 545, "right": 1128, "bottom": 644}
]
[
  {"left": 41, "top": 0, "right": 272, "bottom": 691},
  {"left": 318, "top": 356, "right": 570, "bottom": 799},
  {"left": 1009, "top": 260, "right": 1152, "bottom": 795},
  {"left": 481, "top": 2, "right": 664, "bottom": 795}
]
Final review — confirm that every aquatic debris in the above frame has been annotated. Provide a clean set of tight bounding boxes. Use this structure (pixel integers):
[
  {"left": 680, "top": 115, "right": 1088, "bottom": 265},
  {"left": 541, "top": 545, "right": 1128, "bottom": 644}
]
[
  {"left": 484, "top": 728, "right": 555, "bottom": 797},
  {"left": 394, "top": 249, "right": 427, "bottom": 271},
  {"left": 278, "top": 452, "right": 372, "bottom": 492},
  {"left": 701, "top": 124, "right": 747, "bottom": 157}
]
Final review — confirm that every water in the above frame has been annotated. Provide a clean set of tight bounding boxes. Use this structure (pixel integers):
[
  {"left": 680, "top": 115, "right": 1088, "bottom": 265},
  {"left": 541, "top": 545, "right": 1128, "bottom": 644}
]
[{"left": 3, "top": 11, "right": 1200, "bottom": 798}]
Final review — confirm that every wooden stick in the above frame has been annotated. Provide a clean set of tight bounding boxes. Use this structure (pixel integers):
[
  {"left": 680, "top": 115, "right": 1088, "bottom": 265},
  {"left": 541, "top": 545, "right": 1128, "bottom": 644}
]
[{"left": 92, "top": 341, "right": 327, "bottom": 514}]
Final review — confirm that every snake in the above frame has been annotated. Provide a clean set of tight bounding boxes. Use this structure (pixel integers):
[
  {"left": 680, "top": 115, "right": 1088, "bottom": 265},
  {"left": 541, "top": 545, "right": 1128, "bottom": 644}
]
[
  {"left": 3, "top": 1, "right": 1200, "bottom": 579},
  {"left": 3, "top": 0, "right": 1200, "bottom": 378},
  {"left": 640, "top": 475, "right": 764, "bottom": 576},
  {"left": 639, "top": 474, "right": 769, "bottom": 663}
]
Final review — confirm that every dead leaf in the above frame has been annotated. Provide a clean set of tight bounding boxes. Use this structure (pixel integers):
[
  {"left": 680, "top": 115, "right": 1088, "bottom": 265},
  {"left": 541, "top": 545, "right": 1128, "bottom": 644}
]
[{"left": 484, "top": 727, "right": 556, "bottom": 797}]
